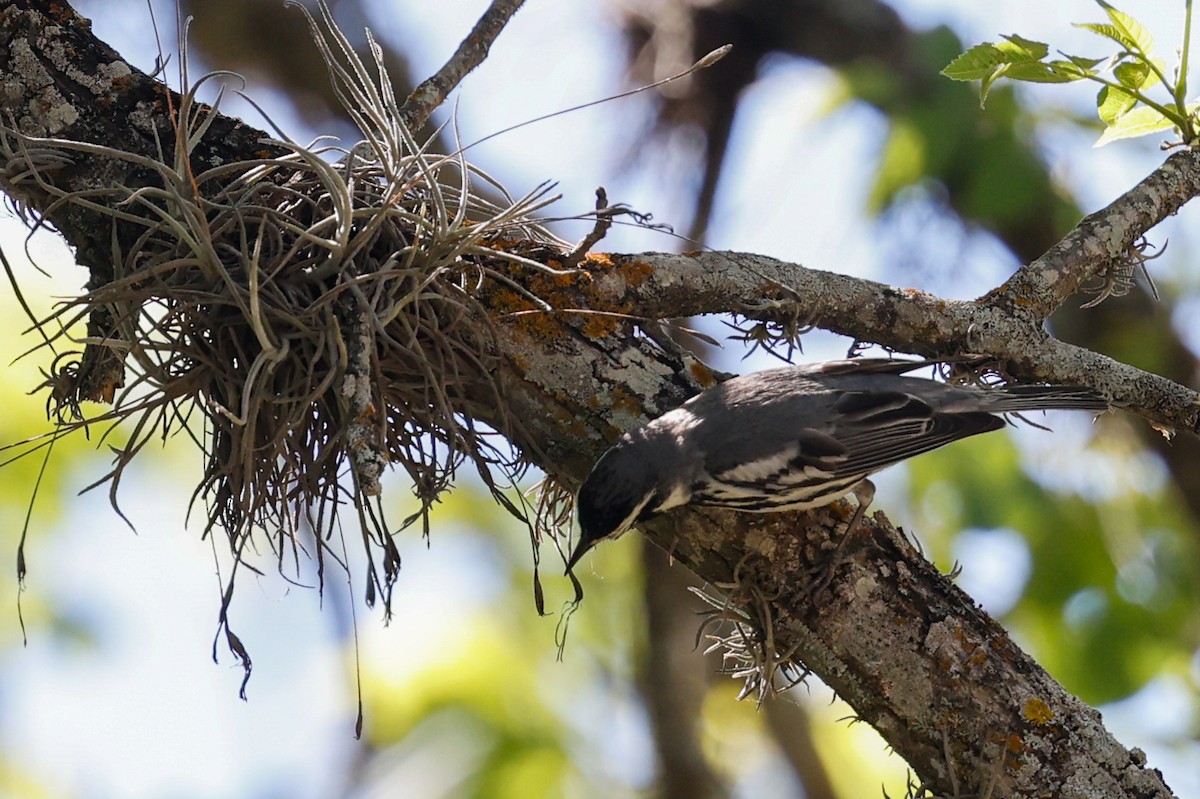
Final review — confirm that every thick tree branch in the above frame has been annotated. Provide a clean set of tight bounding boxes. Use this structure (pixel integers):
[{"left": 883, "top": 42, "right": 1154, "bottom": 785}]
[{"left": 642, "top": 504, "right": 1172, "bottom": 799}]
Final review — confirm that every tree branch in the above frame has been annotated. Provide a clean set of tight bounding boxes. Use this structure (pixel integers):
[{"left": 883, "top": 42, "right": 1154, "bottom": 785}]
[
  {"left": 397, "top": 0, "right": 527, "bottom": 130},
  {"left": 991, "top": 148, "right": 1200, "bottom": 319},
  {"left": 646, "top": 504, "right": 1173, "bottom": 799},
  {"left": 579, "top": 250, "right": 1200, "bottom": 434}
]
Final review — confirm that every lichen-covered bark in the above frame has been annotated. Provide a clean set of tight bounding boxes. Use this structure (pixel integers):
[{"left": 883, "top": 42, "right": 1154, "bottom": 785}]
[
  {"left": 990, "top": 150, "right": 1200, "bottom": 320},
  {"left": 0, "top": 2, "right": 1183, "bottom": 797},
  {"left": 647, "top": 507, "right": 1171, "bottom": 798}
]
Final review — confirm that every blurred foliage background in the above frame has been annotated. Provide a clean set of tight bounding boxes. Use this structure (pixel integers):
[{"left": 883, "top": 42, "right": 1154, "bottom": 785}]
[{"left": 0, "top": 1, "right": 1198, "bottom": 797}]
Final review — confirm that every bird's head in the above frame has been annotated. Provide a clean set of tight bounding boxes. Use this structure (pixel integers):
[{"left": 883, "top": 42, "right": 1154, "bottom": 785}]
[{"left": 566, "top": 440, "right": 661, "bottom": 573}]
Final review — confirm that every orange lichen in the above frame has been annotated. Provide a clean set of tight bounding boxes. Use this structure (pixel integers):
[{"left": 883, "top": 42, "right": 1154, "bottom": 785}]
[
  {"left": 508, "top": 353, "right": 530, "bottom": 375},
  {"left": 546, "top": 403, "right": 592, "bottom": 440},
  {"left": 510, "top": 311, "right": 568, "bottom": 343},
  {"left": 608, "top": 386, "right": 646, "bottom": 418},
  {"left": 478, "top": 252, "right": 581, "bottom": 326},
  {"left": 1022, "top": 698, "right": 1054, "bottom": 725},
  {"left": 614, "top": 257, "right": 655, "bottom": 287},
  {"left": 48, "top": 3, "right": 74, "bottom": 23},
  {"left": 583, "top": 252, "right": 614, "bottom": 268},
  {"left": 475, "top": 247, "right": 669, "bottom": 345},
  {"left": 110, "top": 74, "right": 135, "bottom": 94},
  {"left": 580, "top": 312, "right": 622, "bottom": 340},
  {"left": 484, "top": 285, "right": 532, "bottom": 315},
  {"left": 689, "top": 360, "right": 719, "bottom": 388},
  {"left": 525, "top": 265, "right": 584, "bottom": 300}
]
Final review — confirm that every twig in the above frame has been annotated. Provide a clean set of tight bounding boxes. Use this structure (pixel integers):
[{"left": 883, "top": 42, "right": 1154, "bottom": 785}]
[
  {"left": 563, "top": 187, "right": 614, "bottom": 268},
  {"left": 398, "top": 0, "right": 528, "bottom": 130},
  {"left": 343, "top": 301, "right": 385, "bottom": 497}
]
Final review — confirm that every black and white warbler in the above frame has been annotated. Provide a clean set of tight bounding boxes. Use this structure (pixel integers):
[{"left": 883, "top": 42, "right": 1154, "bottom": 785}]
[{"left": 566, "top": 358, "right": 1108, "bottom": 572}]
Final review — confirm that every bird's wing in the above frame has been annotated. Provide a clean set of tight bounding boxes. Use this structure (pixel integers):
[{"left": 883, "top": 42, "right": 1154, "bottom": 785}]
[
  {"left": 697, "top": 426, "right": 857, "bottom": 510},
  {"left": 830, "top": 390, "right": 1004, "bottom": 476},
  {"left": 710, "top": 427, "right": 849, "bottom": 484}
]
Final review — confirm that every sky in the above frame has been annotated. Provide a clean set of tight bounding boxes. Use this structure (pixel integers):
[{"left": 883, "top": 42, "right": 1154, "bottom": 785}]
[{"left": 1, "top": 1, "right": 1197, "bottom": 797}]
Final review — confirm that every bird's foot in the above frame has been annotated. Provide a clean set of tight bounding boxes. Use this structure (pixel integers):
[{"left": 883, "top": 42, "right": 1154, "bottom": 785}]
[{"left": 805, "top": 480, "right": 875, "bottom": 601}]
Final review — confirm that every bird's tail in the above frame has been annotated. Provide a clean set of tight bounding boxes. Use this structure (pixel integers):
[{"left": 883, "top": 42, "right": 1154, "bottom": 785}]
[{"left": 984, "top": 384, "right": 1109, "bottom": 413}]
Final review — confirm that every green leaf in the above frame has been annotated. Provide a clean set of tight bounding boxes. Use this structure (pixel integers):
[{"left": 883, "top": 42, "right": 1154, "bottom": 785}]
[
  {"left": 1004, "top": 61, "right": 1088, "bottom": 83},
  {"left": 942, "top": 43, "right": 1010, "bottom": 81},
  {"left": 1113, "top": 60, "right": 1151, "bottom": 89},
  {"left": 1075, "top": 22, "right": 1135, "bottom": 50},
  {"left": 1062, "top": 53, "right": 1109, "bottom": 72},
  {"left": 1095, "top": 103, "right": 1176, "bottom": 145},
  {"left": 1144, "top": 57, "right": 1165, "bottom": 90},
  {"left": 979, "top": 63, "right": 1009, "bottom": 107},
  {"left": 1075, "top": 4, "right": 1156, "bottom": 56},
  {"left": 1097, "top": 84, "right": 1138, "bottom": 125},
  {"left": 943, "top": 42, "right": 1088, "bottom": 106},
  {"left": 1097, "top": 0, "right": 1156, "bottom": 55},
  {"left": 997, "top": 34, "right": 1050, "bottom": 62}
]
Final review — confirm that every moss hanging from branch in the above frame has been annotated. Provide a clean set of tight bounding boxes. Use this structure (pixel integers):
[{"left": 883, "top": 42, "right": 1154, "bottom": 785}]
[{"left": 1, "top": 3, "right": 570, "bottom": 630}]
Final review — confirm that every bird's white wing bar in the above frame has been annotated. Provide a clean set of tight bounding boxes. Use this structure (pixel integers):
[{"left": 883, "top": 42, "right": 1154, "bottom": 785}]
[{"left": 717, "top": 443, "right": 804, "bottom": 483}]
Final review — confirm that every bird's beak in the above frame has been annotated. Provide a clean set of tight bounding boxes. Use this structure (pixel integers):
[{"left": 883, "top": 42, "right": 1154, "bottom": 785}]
[
  {"left": 564, "top": 538, "right": 592, "bottom": 574},
  {"left": 565, "top": 501, "right": 649, "bottom": 574}
]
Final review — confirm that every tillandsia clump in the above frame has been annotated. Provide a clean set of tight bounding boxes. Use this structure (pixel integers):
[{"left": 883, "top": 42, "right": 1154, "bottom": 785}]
[{"left": 1, "top": 2, "right": 576, "bottom": 665}]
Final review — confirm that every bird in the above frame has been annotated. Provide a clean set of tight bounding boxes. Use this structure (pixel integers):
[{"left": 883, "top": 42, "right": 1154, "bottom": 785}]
[{"left": 565, "top": 357, "right": 1108, "bottom": 573}]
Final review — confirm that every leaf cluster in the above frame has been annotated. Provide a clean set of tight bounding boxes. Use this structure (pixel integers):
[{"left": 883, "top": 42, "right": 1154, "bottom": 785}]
[{"left": 942, "top": 1, "right": 1199, "bottom": 146}]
